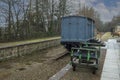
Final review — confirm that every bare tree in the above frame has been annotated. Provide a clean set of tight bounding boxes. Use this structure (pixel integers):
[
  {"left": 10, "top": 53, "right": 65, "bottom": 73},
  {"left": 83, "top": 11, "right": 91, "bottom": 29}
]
[{"left": 0, "top": 0, "right": 71, "bottom": 41}]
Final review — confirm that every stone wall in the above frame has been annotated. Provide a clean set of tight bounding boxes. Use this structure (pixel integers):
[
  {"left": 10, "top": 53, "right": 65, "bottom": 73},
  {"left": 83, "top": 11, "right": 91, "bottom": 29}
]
[{"left": 0, "top": 39, "right": 60, "bottom": 61}]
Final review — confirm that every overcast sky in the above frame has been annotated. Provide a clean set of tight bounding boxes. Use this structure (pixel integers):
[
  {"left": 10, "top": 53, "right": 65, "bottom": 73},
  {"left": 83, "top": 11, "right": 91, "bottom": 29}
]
[{"left": 70, "top": 0, "right": 120, "bottom": 22}]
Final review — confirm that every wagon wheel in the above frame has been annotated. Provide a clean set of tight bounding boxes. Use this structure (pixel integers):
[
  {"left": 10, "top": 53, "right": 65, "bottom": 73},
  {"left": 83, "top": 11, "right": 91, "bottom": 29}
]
[
  {"left": 95, "top": 59, "right": 99, "bottom": 70},
  {"left": 92, "top": 67, "right": 98, "bottom": 74},
  {"left": 72, "top": 63, "right": 76, "bottom": 71},
  {"left": 92, "top": 69, "right": 96, "bottom": 74},
  {"left": 70, "top": 55, "right": 76, "bottom": 71}
]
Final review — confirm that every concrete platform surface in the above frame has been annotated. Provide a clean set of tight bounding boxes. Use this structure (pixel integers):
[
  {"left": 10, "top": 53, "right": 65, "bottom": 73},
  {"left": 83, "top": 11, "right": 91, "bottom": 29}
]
[{"left": 101, "top": 39, "right": 120, "bottom": 80}]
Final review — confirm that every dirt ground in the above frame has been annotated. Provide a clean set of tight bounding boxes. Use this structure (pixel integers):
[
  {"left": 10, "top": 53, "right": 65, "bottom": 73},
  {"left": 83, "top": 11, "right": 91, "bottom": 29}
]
[
  {"left": 60, "top": 49, "right": 106, "bottom": 80},
  {"left": 0, "top": 45, "right": 69, "bottom": 80}
]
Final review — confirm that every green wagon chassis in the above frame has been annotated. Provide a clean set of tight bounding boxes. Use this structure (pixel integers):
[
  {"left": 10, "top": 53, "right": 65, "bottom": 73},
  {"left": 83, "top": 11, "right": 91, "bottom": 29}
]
[{"left": 70, "top": 42, "right": 104, "bottom": 74}]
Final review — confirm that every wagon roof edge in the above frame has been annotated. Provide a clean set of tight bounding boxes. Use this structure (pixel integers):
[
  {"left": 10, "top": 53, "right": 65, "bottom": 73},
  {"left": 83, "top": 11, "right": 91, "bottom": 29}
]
[{"left": 62, "top": 15, "right": 95, "bottom": 23}]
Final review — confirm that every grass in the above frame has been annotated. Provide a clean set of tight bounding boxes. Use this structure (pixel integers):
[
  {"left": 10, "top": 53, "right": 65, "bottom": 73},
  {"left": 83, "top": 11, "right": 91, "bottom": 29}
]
[
  {"left": 0, "top": 36, "right": 60, "bottom": 48},
  {"left": 101, "top": 32, "right": 112, "bottom": 41}
]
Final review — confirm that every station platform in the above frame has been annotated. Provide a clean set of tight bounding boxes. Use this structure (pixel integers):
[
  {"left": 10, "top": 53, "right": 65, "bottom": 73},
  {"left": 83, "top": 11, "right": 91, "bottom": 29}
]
[{"left": 101, "top": 39, "right": 120, "bottom": 80}]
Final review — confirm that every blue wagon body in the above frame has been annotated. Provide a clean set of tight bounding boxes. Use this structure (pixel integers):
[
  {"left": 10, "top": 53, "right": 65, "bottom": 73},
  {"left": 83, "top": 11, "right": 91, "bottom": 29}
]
[{"left": 61, "top": 16, "right": 95, "bottom": 43}]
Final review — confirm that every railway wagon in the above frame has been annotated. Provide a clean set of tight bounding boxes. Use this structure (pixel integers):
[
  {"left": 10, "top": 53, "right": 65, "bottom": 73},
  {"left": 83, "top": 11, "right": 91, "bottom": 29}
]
[
  {"left": 61, "top": 16, "right": 104, "bottom": 74},
  {"left": 61, "top": 16, "right": 95, "bottom": 51}
]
